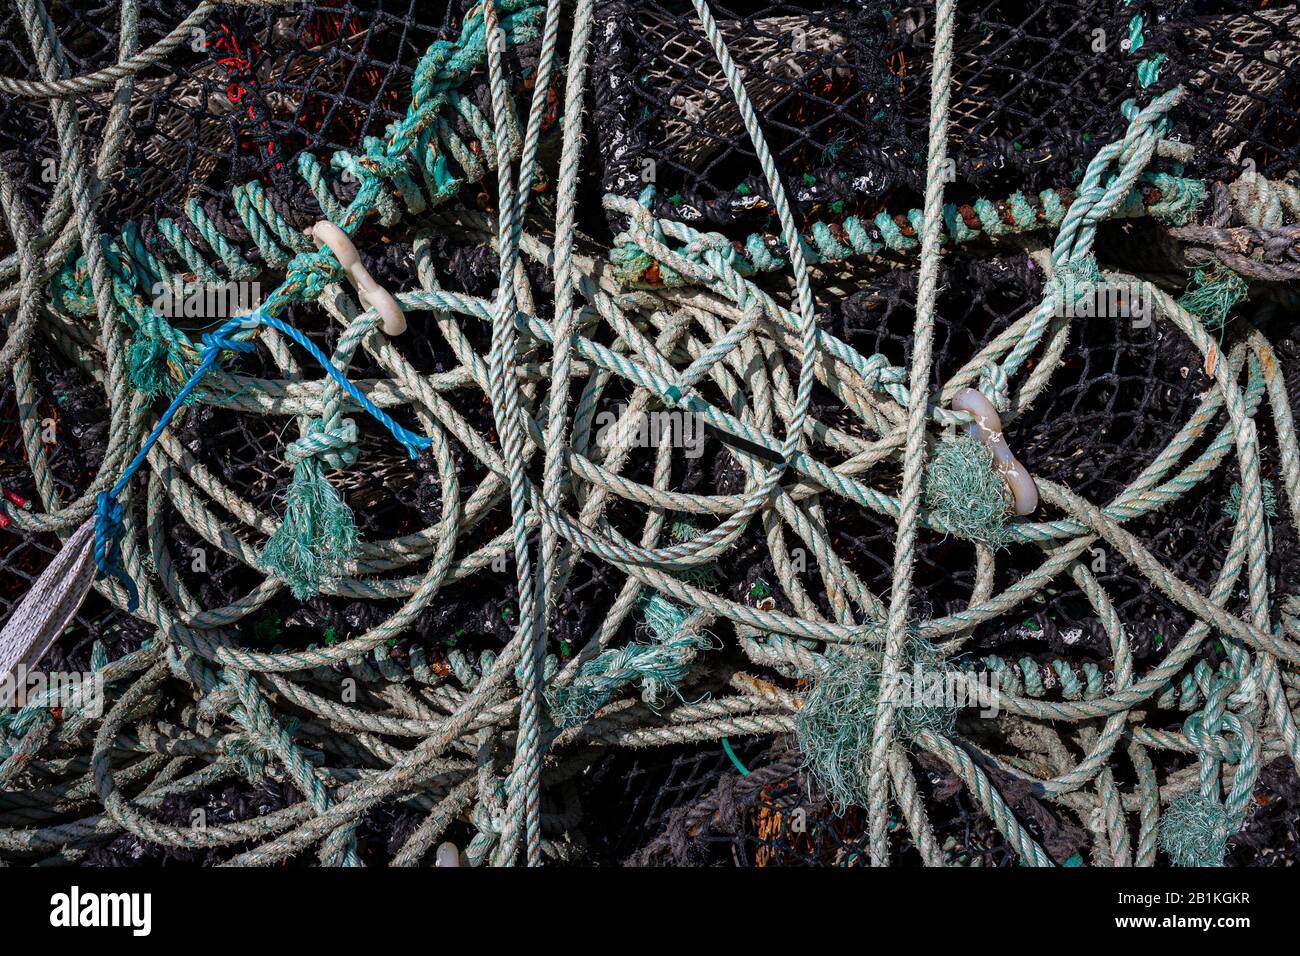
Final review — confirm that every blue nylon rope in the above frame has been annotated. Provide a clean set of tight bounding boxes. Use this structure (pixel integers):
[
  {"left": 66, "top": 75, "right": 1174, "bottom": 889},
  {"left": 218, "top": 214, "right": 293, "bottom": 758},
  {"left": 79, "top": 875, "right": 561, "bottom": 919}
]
[{"left": 94, "top": 311, "right": 432, "bottom": 608}]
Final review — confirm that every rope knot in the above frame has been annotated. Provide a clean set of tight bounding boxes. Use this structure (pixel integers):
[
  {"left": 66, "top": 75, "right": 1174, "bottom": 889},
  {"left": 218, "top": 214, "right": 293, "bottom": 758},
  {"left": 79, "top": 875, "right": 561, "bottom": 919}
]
[
  {"left": 860, "top": 354, "right": 904, "bottom": 391},
  {"left": 355, "top": 147, "right": 412, "bottom": 181},
  {"left": 200, "top": 328, "right": 256, "bottom": 356},
  {"left": 1281, "top": 595, "right": 1300, "bottom": 642},
  {"left": 1181, "top": 709, "right": 1229, "bottom": 756},
  {"left": 51, "top": 256, "right": 95, "bottom": 316},
  {"left": 285, "top": 418, "right": 360, "bottom": 471},
  {"left": 545, "top": 594, "right": 711, "bottom": 729},
  {"left": 261, "top": 414, "right": 361, "bottom": 600},
  {"left": 1144, "top": 172, "right": 1207, "bottom": 226},
  {"left": 128, "top": 307, "right": 200, "bottom": 398},
  {"left": 94, "top": 491, "right": 139, "bottom": 613},
  {"left": 471, "top": 799, "right": 505, "bottom": 836},
  {"left": 287, "top": 249, "right": 347, "bottom": 297},
  {"left": 1049, "top": 254, "right": 1103, "bottom": 305},
  {"left": 220, "top": 727, "right": 285, "bottom": 782},
  {"left": 977, "top": 364, "right": 1010, "bottom": 413},
  {"left": 682, "top": 231, "right": 736, "bottom": 268}
]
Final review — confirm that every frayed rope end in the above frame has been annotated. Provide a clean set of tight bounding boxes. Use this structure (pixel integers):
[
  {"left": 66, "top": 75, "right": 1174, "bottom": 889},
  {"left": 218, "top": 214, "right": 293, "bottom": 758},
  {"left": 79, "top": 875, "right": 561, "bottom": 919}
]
[
  {"left": 796, "top": 637, "right": 956, "bottom": 809},
  {"left": 261, "top": 460, "right": 358, "bottom": 601},
  {"left": 925, "top": 434, "right": 1012, "bottom": 549},
  {"left": 1178, "top": 262, "right": 1247, "bottom": 332}
]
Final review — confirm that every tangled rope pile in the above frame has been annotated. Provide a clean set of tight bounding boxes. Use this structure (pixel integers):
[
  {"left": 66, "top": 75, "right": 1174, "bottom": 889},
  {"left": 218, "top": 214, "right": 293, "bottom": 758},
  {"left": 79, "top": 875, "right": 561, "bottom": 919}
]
[{"left": 1, "top": 0, "right": 1299, "bottom": 867}]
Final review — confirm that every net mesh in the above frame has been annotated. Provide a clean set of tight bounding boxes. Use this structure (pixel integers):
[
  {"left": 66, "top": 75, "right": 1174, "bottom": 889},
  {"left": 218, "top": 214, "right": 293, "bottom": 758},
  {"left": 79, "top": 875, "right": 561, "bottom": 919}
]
[
  {"left": 593, "top": 0, "right": 1300, "bottom": 233},
  {"left": 0, "top": 1, "right": 460, "bottom": 225}
]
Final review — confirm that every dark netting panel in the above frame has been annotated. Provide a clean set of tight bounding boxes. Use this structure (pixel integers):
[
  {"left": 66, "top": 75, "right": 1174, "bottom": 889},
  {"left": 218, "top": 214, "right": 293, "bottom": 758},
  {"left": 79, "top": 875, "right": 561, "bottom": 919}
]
[
  {"left": 1152, "top": 0, "right": 1300, "bottom": 180},
  {"left": 0, "top": 366, "right": 154, "bottom": 676},
  {"left": 593, "top": 730, "right": 1300, "bottom": 866},
  {"left": 0, "top": 0, "right": 546, "bottom": 673},
  {"left": 592, "top": 0, "right": 1300, "bottom": 237},
  {"left": 1, "top": 0, "right": 556, "bottom": 613},
  {"left": 593, "top": 0, "right": 917, "bottom": 231},
  {"left": 0, "top": 0, "right": 460, "bottom": 228}
]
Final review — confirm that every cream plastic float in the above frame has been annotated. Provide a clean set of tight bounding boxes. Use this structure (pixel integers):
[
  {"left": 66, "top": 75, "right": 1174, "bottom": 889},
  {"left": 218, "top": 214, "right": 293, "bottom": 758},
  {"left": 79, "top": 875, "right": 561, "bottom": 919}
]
[
  {"left": 308, "top": 220, "right": 407, "bottom": 336},
  {"left": 951, "top": 387, "right": 1039, "bottom": 516}
]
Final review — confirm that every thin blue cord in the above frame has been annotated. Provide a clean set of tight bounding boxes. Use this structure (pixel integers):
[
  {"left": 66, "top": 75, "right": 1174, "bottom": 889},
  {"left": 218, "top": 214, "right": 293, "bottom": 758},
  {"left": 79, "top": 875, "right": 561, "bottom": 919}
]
[
  {"left": 95, "top": 311, "right": 432, "bottom": 606},
  {"left": 252, "top": 311, "right": 432, "bottom": 458},
  {"left": 110, "top": 323, "right": 251, "bottom": 499}
]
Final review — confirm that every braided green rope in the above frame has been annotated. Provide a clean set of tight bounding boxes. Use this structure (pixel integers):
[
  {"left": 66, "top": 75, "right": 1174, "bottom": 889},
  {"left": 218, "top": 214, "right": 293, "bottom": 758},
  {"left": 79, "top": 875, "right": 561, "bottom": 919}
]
[{"left": 613, "top": 173, "right": 1205, "bottom": 287}]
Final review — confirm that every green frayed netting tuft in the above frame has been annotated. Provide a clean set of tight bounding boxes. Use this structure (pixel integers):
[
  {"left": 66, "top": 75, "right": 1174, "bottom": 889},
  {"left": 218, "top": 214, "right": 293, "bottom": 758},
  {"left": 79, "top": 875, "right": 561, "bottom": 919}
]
[
  {"left": 796, "top": 639, "right": 958, "bottom": 809},
  {"left": 1158, "top": 792, "right": 1232, "bottom": 867},
  {"left": 924, "top": 434, "right": 1012, "bottom": 549}
]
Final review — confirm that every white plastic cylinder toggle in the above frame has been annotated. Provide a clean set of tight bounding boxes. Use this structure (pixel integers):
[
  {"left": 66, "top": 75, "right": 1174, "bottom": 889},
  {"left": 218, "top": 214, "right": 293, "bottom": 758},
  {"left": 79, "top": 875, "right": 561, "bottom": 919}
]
[
  {"left": 951, "top": 387, "right": 1039, "bottom": 516},
  {"left": 435, "top": 841, "right": 462, "bottom": 867},
  {"left": 308, "top": 221, "right": 407, "bottom": 336}
]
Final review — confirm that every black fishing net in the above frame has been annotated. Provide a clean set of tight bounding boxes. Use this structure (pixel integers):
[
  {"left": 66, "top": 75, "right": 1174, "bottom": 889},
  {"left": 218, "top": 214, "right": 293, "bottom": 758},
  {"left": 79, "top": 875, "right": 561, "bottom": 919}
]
[
  {"left": 0, "top": 0, "right": 549, "bottom": 646},
  {"left": 0, "top": 0, "right": 459, "bottom": 226},
  {"left": 0, "top": 2, "right": 540, "bottom": 865},
  {"left": 591, "top": 0, "right": 1300, "bottom": 235},
  {"left": 818, "top": 254, "right": 1233, "bottom": 648},
  {"left": 581, "top": 726, "right": 1300, "bottom": 866},
  {"left": 592, "top": 0, "right": 915, "bottom": 231}
]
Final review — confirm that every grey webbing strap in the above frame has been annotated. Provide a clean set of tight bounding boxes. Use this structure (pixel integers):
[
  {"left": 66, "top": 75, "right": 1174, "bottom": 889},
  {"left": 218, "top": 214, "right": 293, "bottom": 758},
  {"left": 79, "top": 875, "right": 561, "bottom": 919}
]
[{"left": 0, "top": 518, "right": 97, "bottom": 681}]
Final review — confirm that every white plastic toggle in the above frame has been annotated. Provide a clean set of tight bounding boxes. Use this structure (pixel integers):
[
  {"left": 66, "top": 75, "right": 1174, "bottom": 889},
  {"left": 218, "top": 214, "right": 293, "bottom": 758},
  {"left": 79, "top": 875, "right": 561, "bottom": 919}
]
[
  {"left": 435, "top": 841, "right": 462, "bottom": 867},
  {"left": 308, "top": 221, "right": 407, "bottom": 336},
  {"left": 952, "top": 387, "right": 1039, "bottom": 516}
]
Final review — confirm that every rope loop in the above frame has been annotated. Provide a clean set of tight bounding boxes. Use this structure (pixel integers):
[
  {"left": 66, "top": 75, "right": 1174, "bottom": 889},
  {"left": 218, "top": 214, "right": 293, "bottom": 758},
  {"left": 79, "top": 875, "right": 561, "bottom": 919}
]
[
  {"left": 285, "top": 418, "right": 361, "bottom": 471},
  {"left": 93, "top": 491, "right": 139, "bottom": 613}
]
